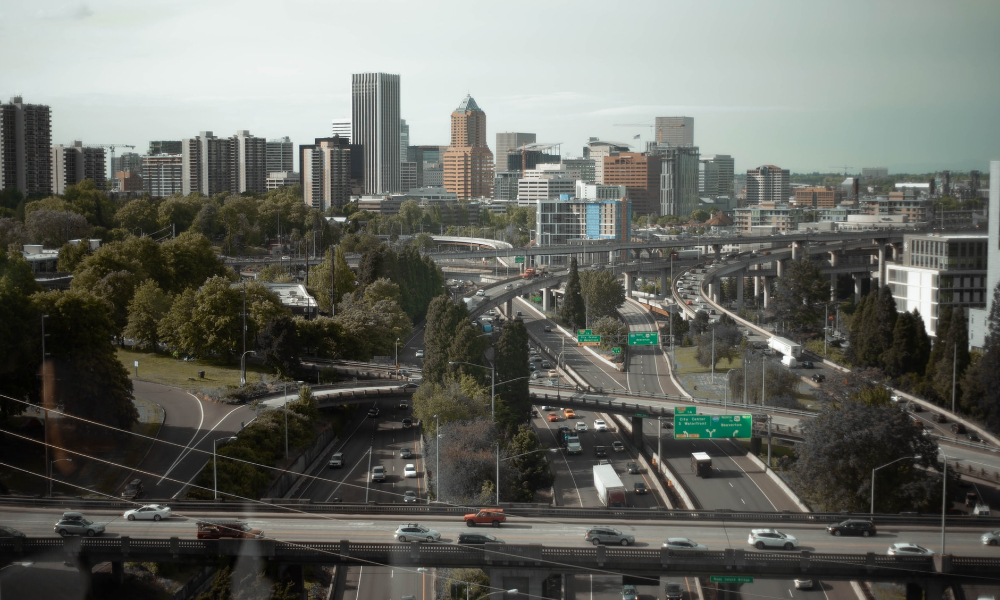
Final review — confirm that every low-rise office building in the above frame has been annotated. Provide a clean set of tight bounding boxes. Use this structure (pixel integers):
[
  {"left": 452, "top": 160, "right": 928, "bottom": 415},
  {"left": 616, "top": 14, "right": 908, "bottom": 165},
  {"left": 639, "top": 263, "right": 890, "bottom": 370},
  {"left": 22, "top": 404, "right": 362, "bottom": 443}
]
[
  {"left": 733, "top": 202, "right": 801, "bottom": 233},
  {"left": 535, "top": 194, "right": 630, "bottom": 265}
]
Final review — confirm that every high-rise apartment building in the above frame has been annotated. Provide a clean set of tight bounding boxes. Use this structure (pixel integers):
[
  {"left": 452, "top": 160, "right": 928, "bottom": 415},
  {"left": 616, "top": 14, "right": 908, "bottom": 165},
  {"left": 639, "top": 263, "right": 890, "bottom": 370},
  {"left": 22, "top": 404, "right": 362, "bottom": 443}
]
[
  {"left": 142, "top": 154, "right": 183, "bottom": 197},
  {"left": 51, "top": 141, "right": 106, "bottom": 193},
  {"left": 331, "top": 118, "right": 351, "bottom": 143},
  {"left": 443, "top": 95, "right": 494, "bottom": 199},
  {"left": 746, "top": 165, "right": 790, "bottom": 205},
  {"left": 656, "top": 146, "right": 700, "bottom": 217},
  {"left": 584, "top": 138, "right": 631, "bottom": 184},
  {"left": 181, "top": 130, "right": 266, "bottom": 196},
  {"left": 352, "top": 73, "right": 401, "bottom": 194},
  {"left": 495, "top": 132, "right": 536, "bottom": 170},
  {"left": 602, "top": 153, "right": 662, "bottom": 217},
  {"left": 654, "top": 117, "right": 694, "bottom": 146},
  {"left": 266, "top": 137, "right": 294, "bottom": 174},
  {"left": 399, "top": 119, "right": 409, "bottom": 163},
  {"left": 0, "top": 96, "right": 52, "bottom": 196},
  {"left": 300, "top": 137, "right": 351, "bottom": 211},
  {"left": 699, "top": 154, "right": 735, "bottom": 200},
  {"left": 230, "top": 130, "right": 267, "bottom": 194},
  {"left": 148, "top": 141, "right": 182, "bottom": 156},
  {"left": 113, "top": 152, "right": 143, "bottom": 175},
  {"left": 561, "top": 158, "right": 596, "bottom": 185},
  {"left": 266, "top": 171, "right": 299, "bottom": 191}
]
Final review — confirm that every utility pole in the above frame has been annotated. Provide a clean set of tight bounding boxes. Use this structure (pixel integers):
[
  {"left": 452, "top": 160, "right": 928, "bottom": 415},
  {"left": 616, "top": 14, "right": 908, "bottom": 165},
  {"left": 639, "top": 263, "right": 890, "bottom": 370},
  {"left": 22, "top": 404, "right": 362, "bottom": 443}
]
[
  {"left": 41, "top": 315, "right": 50, "bottom": 497},
  {"left": 240, "top": 281, "right": 247, "bottom": 385},
  {"left": 951, "top": 345, "right": 957, "bottom": 413}
]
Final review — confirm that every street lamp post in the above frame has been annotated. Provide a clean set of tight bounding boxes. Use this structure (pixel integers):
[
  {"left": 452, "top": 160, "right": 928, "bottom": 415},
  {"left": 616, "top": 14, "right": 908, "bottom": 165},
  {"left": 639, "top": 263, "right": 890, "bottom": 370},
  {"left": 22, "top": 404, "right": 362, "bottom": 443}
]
[
  {"left": 49, "top": 458, "right": 72, "bottom": 497},
  {"left": 433, "top": 414, "right": 439, "bottom": 502},
  {"left": 496, "top": 447, "right": 556, "bottom": 505},
  {"left": 213, "top": 436, "right": 237, "bottom": 500},
  {"left": 395, "top": 338, "right": 401, "bottom": 375},
  {"left": 240, "top": 350, "right": 255, "bottom": 386},
  {"left": 871, "top": 455, "right": 922, "bottom": 514}
]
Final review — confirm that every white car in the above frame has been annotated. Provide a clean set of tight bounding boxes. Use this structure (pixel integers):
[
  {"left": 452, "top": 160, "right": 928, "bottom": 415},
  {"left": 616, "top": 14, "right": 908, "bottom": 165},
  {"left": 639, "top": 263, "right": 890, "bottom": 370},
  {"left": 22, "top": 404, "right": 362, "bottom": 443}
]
[
  {"left": 394, "top": 523, "right": 441, "bottom": 543},
  {"left": 476, "top": 289, "right": 485, "bottom": 297},
  {"left": 415, "top": 350, "right": 424, "bottom": 358},
  {"left": 888, "top": 542, "right": 934, "bottom": 556},
  {"left": 794, "top": 580, "right": 814, "bottom": 590},
  {"left": 662, "top": 537, "right": 708, "bottom": 551},
  {"left": 404, "top": 464, "right": 417, "bottom": 478},
  {"left": 593, "top": 419, "right": 608, "bottom": 432},
  {"left": 748, "top": 528, "right": 798, "bottom": 550},
  {"left": 123, "top": 504, "right": 171, "bottom": 521},
  {"left": 576, "top": 421, "right": 588, "bottom": 432}
]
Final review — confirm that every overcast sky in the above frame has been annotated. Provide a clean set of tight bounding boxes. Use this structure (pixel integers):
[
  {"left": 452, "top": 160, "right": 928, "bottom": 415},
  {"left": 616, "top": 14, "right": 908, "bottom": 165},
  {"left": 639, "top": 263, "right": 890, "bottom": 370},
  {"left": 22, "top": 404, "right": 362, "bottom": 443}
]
[{"left": 2, "top": 0, "right": 998, "bottom": 174}]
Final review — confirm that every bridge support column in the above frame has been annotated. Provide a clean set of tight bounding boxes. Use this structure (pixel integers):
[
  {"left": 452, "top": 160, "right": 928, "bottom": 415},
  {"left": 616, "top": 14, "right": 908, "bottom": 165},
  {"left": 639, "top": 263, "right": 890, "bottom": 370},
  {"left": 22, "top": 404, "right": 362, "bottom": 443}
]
[
  {"left": 737, "top": 271, "right": 745, "bottom": 309},
  {"left": 713, "top": 244, "right": 721, "bottom": 261},
  {"left": 829, "top": 250, "right": 839, "bottom": 267},
  {"left": 877, "top": 244, "right": 886, "bottom": 286},
  {"left": 506, "top": 298, "right": 513, "bottom": 318},
  {"left": 609, "top": 250, "right": 615, "bottom": 264},
  {"left": 710, "top": 280, "right": 720, "bottom": 303},
  {"left": 762, "top": 277, "right": 771, "bottom": 309},
  {"left": 624, "top": 272, "right": 634, "bottom": 298},
  {"left": 111, "top": 561, "right": 124, "bottom": 587},
  {"left": 75, "top": 559, "right": 93, "bottom": 598},
  {"left": 776, "top": 259, "right": 784, "bottom": 278},
  {"left": 830, "top": 274, "right": 837, "bottom": 301},
  {"left": 488, "top": 568, "right": 546, "bottom": 600},
  {"left": 562, "top": 573, "right": 576, "bottom": 600},
  {"left": 791, "top": 241, "right": 801, "bottom": 260},
  {"left": 660, "top": 269, "right": 670, "bottom": 299},
  {"left": 853, "top": 274, "right": 863, "bottom": 301},
  {"left": 278, "top": 564, "right": 306, "bottom": 600},
  {"left": 542, "top": 287, "right": 550, "bottom": 312}
]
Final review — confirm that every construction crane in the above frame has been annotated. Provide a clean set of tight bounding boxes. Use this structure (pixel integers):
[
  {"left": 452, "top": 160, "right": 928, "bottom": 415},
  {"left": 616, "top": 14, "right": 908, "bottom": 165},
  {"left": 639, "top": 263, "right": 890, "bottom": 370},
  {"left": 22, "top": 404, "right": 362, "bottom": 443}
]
[
  {"left": 613, "top": 121, "right": 686, "bottom": 148},
  {"left": 87, "top": 144, "right": 136, "bottom": 192},
  {"left": 829, "top": 166, "right": 854, "bottom": 177}
]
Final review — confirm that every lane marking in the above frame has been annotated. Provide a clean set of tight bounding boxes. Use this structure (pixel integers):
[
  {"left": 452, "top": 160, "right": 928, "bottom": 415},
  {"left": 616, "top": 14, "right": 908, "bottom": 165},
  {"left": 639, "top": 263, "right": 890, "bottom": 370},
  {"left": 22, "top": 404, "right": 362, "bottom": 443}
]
[
  {"left": 157, "top": 392, "right": 205, "bottom": 485},
  {"left": 170, "top": 405, "right": 247, "bottom": 498}
]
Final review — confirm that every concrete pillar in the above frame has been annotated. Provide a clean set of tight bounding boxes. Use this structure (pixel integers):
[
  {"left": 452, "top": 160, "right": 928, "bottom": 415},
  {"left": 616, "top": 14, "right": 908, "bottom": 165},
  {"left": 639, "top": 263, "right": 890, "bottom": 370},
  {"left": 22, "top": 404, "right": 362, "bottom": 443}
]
[
  {"left": 713, "top": 244, "right": 721, "bottom": 261},
  {"left": 542, "top": 287, "right": 550, "bottom": 312},
  {"left": 877, "top": 244, "right": 886, "bottom": 286},
  {"left": 791, "top": 241, "right": 801, "bottom": 260},
  {"left": 710, "top": 280, "right": 720, "bottom": 302},
  {"left": 660, "top": 268, "right": 670, "bottom": 299},
  {"left": 624, "top": 272, "right": 634, "bottom": 298},
  {"left": 506, "top": 298, "right": 513, "bottom": 318},
  {"left": 609, "top": 250, "right": 615, "bottom": 264},
  {"left": 737, "top": 271, "right": 745, "bottom": 309},
  {"left": 762, "top": 277, "right": 771, "bottom": 309},
  {"left": 854, "top": 274, "right": 863, "bottom": 301},
  {"left": 754, "top": 274, "right": 761, "bottom": 298},
  {"left": 829, "top": 251, "right": 839, "bottom": 267},
  {"left": 830, "top": 274, "right": 837, "bottom": 301},
  {"left": 776, "top": 259, "right": 784, "bottom": 278},
  {"left": 489, "top": 569, "right": 546, "bottom": 600}
]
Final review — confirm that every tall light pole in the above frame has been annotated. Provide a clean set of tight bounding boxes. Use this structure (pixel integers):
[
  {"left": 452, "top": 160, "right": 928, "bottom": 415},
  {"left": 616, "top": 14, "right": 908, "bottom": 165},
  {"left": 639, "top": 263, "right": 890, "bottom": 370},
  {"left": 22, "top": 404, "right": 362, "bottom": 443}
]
[
  {"left": 282, "top": 381, "right": 302, "bottom": 460},
  {"left": 951, "top": 345, "right": 957, "bottom": 414},
  {"left": 395, "top": 338, "right": 401, "bottom": 375},
  {"left": 941, "top": 454, "right": 949, "bottom": 555},
  {"left": 213, "top": 436, "right": 237, "bottom": 500},
  {"left": 241, "top": 282, "right": 247, "bottom": 384},
  {"left": 40, "top": 315, "right": 50, "bottom": 497},
  {"left": 871, "top": 455, "right": 921, "bottom": 514},
  {"left": 433, "top": 414, "right": 440, "bottom": 502},
  {"left": 240, "top": 350, "right": 255, "bottom": 387}
]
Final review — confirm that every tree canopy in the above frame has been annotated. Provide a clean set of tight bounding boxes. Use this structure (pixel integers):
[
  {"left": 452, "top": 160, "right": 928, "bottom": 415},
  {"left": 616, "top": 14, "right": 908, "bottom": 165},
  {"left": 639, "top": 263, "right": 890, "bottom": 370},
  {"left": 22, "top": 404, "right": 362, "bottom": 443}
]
[
  {"left": 579, "top": 269, "right": 626, "bottom": 322},
  {"left": 560, "top": 258, "right": 586, "bottom": 331}
]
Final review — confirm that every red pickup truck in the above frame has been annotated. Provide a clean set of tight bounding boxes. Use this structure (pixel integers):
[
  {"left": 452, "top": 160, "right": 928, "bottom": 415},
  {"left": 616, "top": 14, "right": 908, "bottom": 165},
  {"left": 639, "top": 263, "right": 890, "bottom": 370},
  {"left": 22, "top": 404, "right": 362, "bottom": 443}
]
[{"left": 464, "top": 509, "right": 506, "bottom": 528}]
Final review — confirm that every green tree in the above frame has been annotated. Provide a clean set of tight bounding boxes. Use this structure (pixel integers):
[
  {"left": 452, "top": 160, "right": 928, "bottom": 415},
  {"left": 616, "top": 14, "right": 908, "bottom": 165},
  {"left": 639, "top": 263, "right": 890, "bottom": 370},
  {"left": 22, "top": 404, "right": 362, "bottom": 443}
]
[
  {"left": 32, "top": 289, "right": 138, "bottom": 429},
  {"left": 852, "top": 287, "right": 897, "bottom": 369},
  {"left": 412, "top": 376, "right": 492, "bottom": 433},
  {"left": 504, "top": 424, "right": 555, "bottom": 502},
  {"left": 493, "top": 319, "right": 530, "bottom": 431},
  {"left": 333, "top": 291, "right": 412, "bottom": 361},
  {"left": 423, "top": 296, "right": 469, "bottom": 384},
  {"left": 114, "top": 198, "right": 159, "bottom": 234},
  {"left": 592, "top": 315, "right": 628, "bottom": 351},
  {"left": 885, "top": 310, "right": 931, "bottom": 378},
  {"left": 55, "top": 239, "right": 93, "bottom": 272},
  {"left": 928, "top": 306, "right": 971, "bottom": 403},
  {"left": 63, "top": 179, "right": 116, "bottom": 228},
  {"left": 970, "top": 283, "right": 1000, "bottom": 429},
  {"left": 26, "top": 209, "right": 90, "bottom": 246},
  {"left": 767, "top": 259, "right": 829, "bottom": 335},
  {"left": 792, "top": 397, "right": 941, "bottom": 513},
  {"left": 0, "top": 249, "right": 42, "bottom": 417},
  {"left": 695, "top": 321, "right": 742, "bottom": 369},
  {"left": 580, "top": 269, "right": 626, "bottom": 322},
  {"left": 295, "top": 316, "right": 341, "bottom": 358},
  {"left": 124, "top": 279, "right": 171, "bottom": 351},
  {"left": 307, "top": 245, "right": 357, "bottom": 314},
  {"left": 157, "top": 194, "right": 205, "bottom": 232},
  {"left": 560, "top": 258, "right": 586, "bottom": 330},
  {"left": 161, "top": 231, "right": 228, "bottom": 292},
  {"left": 255, "top": 315, "right": 300, "bottom": 377},
  {"left": 690, "top": 209, "right": 711, "bottom": 223}
]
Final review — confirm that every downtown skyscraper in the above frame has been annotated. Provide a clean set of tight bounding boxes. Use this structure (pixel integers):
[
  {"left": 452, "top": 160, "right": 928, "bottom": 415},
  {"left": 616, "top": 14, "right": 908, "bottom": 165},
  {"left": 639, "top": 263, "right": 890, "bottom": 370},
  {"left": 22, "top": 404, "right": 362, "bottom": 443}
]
[
  {"left": 352, "top": 73, "right": 401, "bottom": 194},
  {"left": 443, "top": 95, "right": 494, "bottom": 199}
]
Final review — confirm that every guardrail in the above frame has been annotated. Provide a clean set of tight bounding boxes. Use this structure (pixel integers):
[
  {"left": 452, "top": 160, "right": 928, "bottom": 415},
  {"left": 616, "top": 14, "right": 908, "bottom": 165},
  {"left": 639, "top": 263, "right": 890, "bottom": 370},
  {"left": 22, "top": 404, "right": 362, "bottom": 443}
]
[
  {"left": 0, "top": 538, "right": 987, "bottom": 580},
  {"left": 3, "top": 497, "right": 999, "bottom": 527}
]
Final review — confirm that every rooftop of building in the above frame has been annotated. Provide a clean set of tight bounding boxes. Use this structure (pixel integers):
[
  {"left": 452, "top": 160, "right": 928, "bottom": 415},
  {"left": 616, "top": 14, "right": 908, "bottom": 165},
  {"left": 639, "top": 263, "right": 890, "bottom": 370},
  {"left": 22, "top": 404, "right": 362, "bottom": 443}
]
[
  {"left": 904, "top": 233, "right": 988, "bottom": 241},
  {"left": 455, "top": 94, "right": 483, "bottom": 114}
]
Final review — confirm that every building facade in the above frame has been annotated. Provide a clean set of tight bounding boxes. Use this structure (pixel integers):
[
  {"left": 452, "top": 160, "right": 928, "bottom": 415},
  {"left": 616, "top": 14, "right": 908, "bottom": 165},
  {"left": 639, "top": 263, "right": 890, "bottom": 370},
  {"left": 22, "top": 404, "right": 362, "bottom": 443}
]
[
  {"left": 860, "top": 190, "right": 932, "bottom": 223},
  {"left": 442, "top": 95, "right": 494, "bottom": 200},
  {"left": 266, "top": 171, "right": 299, "bottom": 191},
  {"left": 266, "top": 137, "right": 294, "bottom": 174},
  {"left": 794, "top": 186, "right": 843, "bottom": 209},
  {"left": 562, "top": 158, "right": 596, "bottom": 184},
  {"left": 330, "top": 118, "right": 351, "bottom": 143},
  {"left": 352, "top": 72, "right": 401, "bottom": 194},
  {"left": 400, "top": 161, "right": 418, "bottom": 193},
  {"left": 517, "top": 164, "right": 575, "bottom": 207},
  {"left": 654, "top": 116, "right": 694, "bottom": 146},
  {"left": 230, "top": 130, "right": 267, "bottom": 194},
  {"left": 148, "top": 141, "right": 182, "bottom": 156},
  {"left": 969, "top": 160, "right": 1000, "bottom": 348},
  {"left": 142, "top": 154, "right": 183, "bottom": 197},
  {"left": 733, "top": 202, "right": 802, "bottom": 232},
  {"left": 746, "top": 165, "right": 790, "bottom": 205},
  {"left": 535, "top": 195, "right": 631, "bottom": 264},
  {"left": 583, "top": 138, "right": 630, "bottom": 184},
  {"left": 0, "top": 96, "right": 52, "bottom": 196},
  {"left": 300, "top": 137, "right": 351, "bottom": 211},
  {"left": 113, "top": 152, "right": 143, "bottom": 175},
  {"left": 699, "top": 154, "right": 734, "bottom": 200},
  {"left": 399, "top": 119, "right": 409, "bottom": 163},
  {"left": 495, "top": 132, "right": 536, "bottom": 170},
  {"left": 181, "top": 130, "right": 266, "bottom": 196},
  {"left": 887, "top": 233, "right": 989, "bottom": 336},
  {"left": 493, "top": 171, "right": 520, "bottom": 201},
  {"left": 862, "top": 167, "right": 888, "bottom": 179},
  {"left": 51, "top": 141, "right": 106, "bottom": 193},
  {"left": 602, "top": 152, "right": 662, "bottom": 217},
  {"left": 656, "top": 146, "right": 699, "bottom": 217}
]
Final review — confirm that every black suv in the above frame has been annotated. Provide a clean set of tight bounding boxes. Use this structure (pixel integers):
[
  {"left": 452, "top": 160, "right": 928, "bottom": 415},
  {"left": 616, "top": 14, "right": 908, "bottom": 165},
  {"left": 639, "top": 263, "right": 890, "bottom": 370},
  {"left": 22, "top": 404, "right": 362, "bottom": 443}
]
[
  {"left": 811, "top": 373, "right": 826, "bottom": 383},
  {"left": 595, "top": 446, "right": 608, "bottom": 458},
  {"left": 827, "top": 519, "right": 876, "bottom": 537}
]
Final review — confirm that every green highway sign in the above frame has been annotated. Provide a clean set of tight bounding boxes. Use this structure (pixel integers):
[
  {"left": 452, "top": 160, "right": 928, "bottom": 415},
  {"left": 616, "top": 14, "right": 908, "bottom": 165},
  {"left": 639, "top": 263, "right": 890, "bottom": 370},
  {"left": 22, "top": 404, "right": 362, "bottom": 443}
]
[
  {"left": 635, "top": 412, "right": 649, "bottom": 418},
  {"left": 674, "top": 414, "right": 752, "bottom": 439},
  {"left": 580, "top": 329, "right": 593, "bottom": 335},
  {"left": 628, "top": 332, "right": 659, "bottom": 346},
  {"left": 674, "top": 406, "right": 696, "bottom": 414},
  {"left": 611, "top": 347, "right": 622, "bottom": 354},
  {"left": 577, "top": 335, "right": 601, "bottom": 345},
  {"left": 710, "top": 576, "right": 754, "bottom": 584},
  {"left": 515, "top": 256, "right": 525, "bottom": 264}
]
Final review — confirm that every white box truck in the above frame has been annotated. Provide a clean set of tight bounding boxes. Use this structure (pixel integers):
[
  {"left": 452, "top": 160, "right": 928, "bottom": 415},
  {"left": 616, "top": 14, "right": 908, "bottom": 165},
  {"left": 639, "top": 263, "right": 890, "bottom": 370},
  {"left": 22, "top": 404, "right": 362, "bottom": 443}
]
[
  {"left": 781, "top": 354, "right": 798, "bottom": 368},
  {"left": 593, "top": 464, "right": 627, "bottom": 508},
  {"left": 768, "top": 336, "right": 802, "bottom": 358}
]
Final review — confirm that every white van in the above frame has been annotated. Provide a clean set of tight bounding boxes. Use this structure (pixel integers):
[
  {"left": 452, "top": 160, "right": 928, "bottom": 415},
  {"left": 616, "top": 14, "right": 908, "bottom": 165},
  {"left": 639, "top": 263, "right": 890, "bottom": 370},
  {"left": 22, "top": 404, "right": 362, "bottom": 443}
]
[{"left": 781, "top": 355, "right": 798, "bottom": 368}]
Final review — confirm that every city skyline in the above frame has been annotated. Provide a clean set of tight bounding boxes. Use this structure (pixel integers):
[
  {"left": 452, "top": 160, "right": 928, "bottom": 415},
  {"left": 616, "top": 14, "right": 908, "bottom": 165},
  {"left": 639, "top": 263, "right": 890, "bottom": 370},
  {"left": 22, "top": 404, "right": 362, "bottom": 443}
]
[{"left": 1, "top": 1, "right": 998, "bottom": 174}]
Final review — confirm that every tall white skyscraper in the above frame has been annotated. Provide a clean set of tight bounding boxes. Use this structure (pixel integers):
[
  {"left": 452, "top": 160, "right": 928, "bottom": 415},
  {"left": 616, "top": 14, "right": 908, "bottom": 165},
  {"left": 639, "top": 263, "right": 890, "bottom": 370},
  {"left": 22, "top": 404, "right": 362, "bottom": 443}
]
[
  {"left": 400, "top": 119, "right": 409, "bottom": 163},
  {"left": 352, "top": 73, "right": 401, "bottom": 194},
  {"left": 654, "top": 117, "right": 694, "bottom": 146},
  {"left": 331, "top": 118, "right": 351, "bottom": 142}
]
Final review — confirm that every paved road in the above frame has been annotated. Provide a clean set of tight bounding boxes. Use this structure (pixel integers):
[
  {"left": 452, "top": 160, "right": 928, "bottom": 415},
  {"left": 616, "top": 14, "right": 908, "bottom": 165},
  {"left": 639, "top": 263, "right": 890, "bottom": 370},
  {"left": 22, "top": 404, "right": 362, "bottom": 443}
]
[{"left": 131, "top": 380, "right": 253, "bottom": 500}]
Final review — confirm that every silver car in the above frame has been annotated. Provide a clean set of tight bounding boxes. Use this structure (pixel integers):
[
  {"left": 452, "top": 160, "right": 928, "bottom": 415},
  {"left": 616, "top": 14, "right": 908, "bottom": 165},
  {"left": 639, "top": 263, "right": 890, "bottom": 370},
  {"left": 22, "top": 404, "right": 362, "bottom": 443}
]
[
  {"left": 662, "top": 537, "right": 708, "bottom": 551},
  {"left": 982, "top": 530, "right": 1000, "bottom": 546},
  {"left": 748, "top": 528, "right": 797, "bottom": 550},
  {"left": 585, "top": 526, "right": 634, "bottom": 546},
  {"left": 394, "top": 523, "right": 441, "bottom": 543},
  {"left": 54, "top": 512, "right": 106, "bottom": 537}
]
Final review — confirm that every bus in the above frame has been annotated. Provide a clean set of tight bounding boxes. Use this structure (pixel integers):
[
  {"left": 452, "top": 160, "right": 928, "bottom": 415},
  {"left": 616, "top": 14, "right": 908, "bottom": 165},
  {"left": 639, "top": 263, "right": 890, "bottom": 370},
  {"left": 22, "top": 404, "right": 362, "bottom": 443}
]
[{"left": 691, "top": 452, "right": 713, "bottom": 477}]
